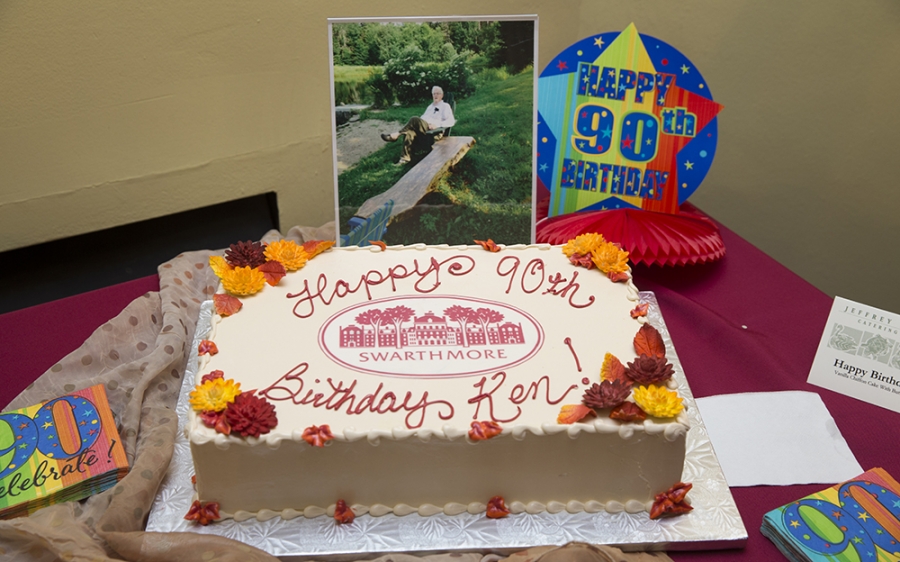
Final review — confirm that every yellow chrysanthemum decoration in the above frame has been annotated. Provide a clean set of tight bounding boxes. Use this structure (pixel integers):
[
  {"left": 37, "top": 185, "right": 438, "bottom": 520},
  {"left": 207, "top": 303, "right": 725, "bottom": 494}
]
[
  {"left": 632, "top": 385, "right": 684, "bottom": 418},
  {"left": 209, "top": 255, "right": 232, "bottom": 279},
  {"left": 591, "top": 242, "right": 630, "bottom": 275},
  {"left": 189, "top": 378, "right": 241, "bottom": 412},
  {"left": 562, "top": 233, "right": 606, "bottom": 257},
  {"left": 221, "top": 266, "right": 266, "bottom": 296},
  {"left": 264, "top": 239, "right": 309, "bottom": 272}
]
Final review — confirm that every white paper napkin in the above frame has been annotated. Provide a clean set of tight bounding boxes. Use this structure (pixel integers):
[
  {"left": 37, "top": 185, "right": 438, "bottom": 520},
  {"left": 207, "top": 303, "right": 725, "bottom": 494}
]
[{"left": 694, "top": 390, "right": 862, "bottom": 487}]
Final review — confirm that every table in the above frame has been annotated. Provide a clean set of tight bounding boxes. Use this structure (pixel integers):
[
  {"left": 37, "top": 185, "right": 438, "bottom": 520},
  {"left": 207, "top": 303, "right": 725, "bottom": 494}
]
[{"left": 1, "top": 219, "right": 897, "bottom": 561}]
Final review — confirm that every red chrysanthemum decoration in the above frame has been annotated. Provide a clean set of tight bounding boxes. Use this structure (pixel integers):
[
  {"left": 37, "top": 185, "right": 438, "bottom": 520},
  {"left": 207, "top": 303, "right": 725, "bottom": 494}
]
[
  {"left": 225, "top": 240, "right": 267, "bottom": 268},
  {"left": 224, "top": 393, "right": 277, "bottom": 438},
  {"left": 184, "top": 500, "right": 220, "bottom": 525},
  {"left": 486, "top": 496, "right": 510, "bottom": 519},
  {"left": 582, "top": 380, "right": 632, "bottom": 410},
  {"left": 625, "top": 355, "right": 675, "bottom": 385},
  {"left": 334, "top": 499, "right": 355, "bottom": 524},
  {"left": 650, "top": 482, "right": 693, "bottom": 520}
]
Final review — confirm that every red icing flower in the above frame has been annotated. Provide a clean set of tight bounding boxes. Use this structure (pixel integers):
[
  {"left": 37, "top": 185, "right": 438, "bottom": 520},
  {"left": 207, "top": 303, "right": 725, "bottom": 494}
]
[
  {"left": 200, "top": 370, "right": 224, "bottom": 384},
  {"left": 486, "top": 496, "right": 510, "bottom": 519},
  {"left": 475, "top": 239, "right": 501, "bottom": 252},
  {"left": 198, "top": 340, "right": 218, "bottom": 356},
  {"left": 650, "top": 482, "right": 693, "bottom": 520},
  {"left": 469, "top": 421, "right": 502, "bottom": 441},
  {"left": 568, "top": 253, "right": 594, "bottom": 269},
  {"left": 607, "top": 270, "right": 629, "bottom": 283},
  {"left": 225, "top": 240, "right": 266, "bottom": 269},
  {"left": 302, "top": 424, "right": 334, "bottom": 447},
  {"left": 334, "top": 499, "right": 355, "bottom": 524},
  {"left": 200, "top": 410, "right": 232, "bottom": 435},
  {"left": 224, "top": 393, "right": 277, "bottom": 438},
  {"left": 184, "top": 500, "right": 220, "bottom": 525}
]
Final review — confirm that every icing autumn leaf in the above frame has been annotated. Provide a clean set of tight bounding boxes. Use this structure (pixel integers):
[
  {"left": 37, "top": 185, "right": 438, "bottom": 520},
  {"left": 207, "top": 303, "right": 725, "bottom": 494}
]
[
  {"left": 198, "top": 340, "right": 218, "bottom": 356},
  {"left": 200, "top": 409, "right": 231, "bottom": 435},
  {"left": 213, "top": 293, "right": 243, "bottom": 317},
  {"left": 468, "top": 421, "right": 502, "bottom": 441},
  {"left": 650, "top": 482, "right": 693, "bottom": 519},
  {"left": 474, "top": 239, "right": 501, "bottom": 252},
  {"left": 190, "top": 377, "right": 241, "bottom": 412},
  {"left": 257, "top": 260, "right": 287, "bottom": 286},
  {"left": 486, "top": 496, "right": 510, "bottom": 519},
  {"left": 184, "top": 500, "right": 220, "bottom": 525},
  {"left": 634, "top": 324, "right": 666, "bottom": 358},
  {"left": 302, "top": 424, "right": 334, "bottom": 447},
  {"left": 568, "top": 253, "right": 594, "bottom": 269},
  {"left": 200, "top": 370, "right": 224, "bottom": 384},
  {"left": 209, "top": 255, "right": 232, "bottom": 279},
  {"left": 591, "top": 242, "right": 629, "bottom": 276},
  {"left": 632, "top": 385, "right": 684, "bottom": 418},
  {"left": 302, "top": 239, "right": 335, "bottom": 258},
  {"left": 562, "top": 233, "right": 606, "bottom": 257},
  {"left": 600, "top": 353, "right": 628, "bottom": 385},
  {"left": 334, "top": 499, "right": 355, "bottom": 524},
  {"left": 557, "top": 404, "right": 593, "bottom": 424},
  {"left": 630, "top": 303, "right": 649, "bottom": 318},
  {"left": 609, "top": 402, "right": 647, "bottom": 422},
  {"left": 221, "top": 266, "right": 266, "bottom": 296},
  {"left": 607, "top": 271, "right": 630, "bottom": 283},
  {"left": 264, "top": 239, "right": 309, "bottom": 271}
]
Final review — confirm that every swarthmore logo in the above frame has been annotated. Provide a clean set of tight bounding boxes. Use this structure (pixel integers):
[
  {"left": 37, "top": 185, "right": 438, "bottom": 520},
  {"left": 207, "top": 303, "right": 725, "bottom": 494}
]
[{"left": 319, "top": 296, "right": 544, "bottom": 378}]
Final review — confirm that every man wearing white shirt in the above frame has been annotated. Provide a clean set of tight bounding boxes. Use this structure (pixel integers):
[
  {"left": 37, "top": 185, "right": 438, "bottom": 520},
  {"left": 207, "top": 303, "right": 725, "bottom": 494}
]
[{"left": 382, "top": 86, "right": 455, "bottom": 165}]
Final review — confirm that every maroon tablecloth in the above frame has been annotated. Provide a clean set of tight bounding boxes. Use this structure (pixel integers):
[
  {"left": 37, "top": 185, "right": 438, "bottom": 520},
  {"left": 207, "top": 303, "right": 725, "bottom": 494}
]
[{"left": 1, "top": 220, "right": 897, "bottom": 560}]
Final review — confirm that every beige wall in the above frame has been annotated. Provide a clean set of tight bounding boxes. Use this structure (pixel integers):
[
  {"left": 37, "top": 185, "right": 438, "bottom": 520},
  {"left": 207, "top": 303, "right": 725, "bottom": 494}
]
[{"left": 1, "top": 1, "right": 898, "bottom": 312}]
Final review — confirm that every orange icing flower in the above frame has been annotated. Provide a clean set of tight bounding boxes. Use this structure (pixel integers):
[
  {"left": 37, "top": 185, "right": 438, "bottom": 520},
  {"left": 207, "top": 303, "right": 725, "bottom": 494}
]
[
  {"left": 632, "top": 385, "right": 684, "bottom": 418},
  {"left": 562, "top": 233, "right": 606, "bottom": 257},
  {"left": 221, "top": 266, "right": 266, "bottom": 296},
  {"left": 190, "top": 377, "right": 241, "bottom": 412},
  {"left": 264, "top": 239, "right": 310, "bottom": 272},
  {"left": 590, "top": 242, "right": 629, "bottom": 275}
]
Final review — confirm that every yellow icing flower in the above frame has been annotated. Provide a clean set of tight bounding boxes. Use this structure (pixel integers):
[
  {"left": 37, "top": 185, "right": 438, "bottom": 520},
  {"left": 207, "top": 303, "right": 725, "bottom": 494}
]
[
  {"left": 591, "top": 242, "right": 630, "bottom": 275},
  {"left": 221, "top": 266, "right": 266, "bottom": 296},
  {"left": 562, "top": 233, "right": 606, "bottom": 257},
  {"left": 632, "top": 385, "right": 684, "bottom": 418},
  {"left": 190, "top": 378, "right": 241, "bottom": 412},
  {"left": 264, "top": 239, "right": 309, "bottom": 272},
  {"left": 209, "top": 255, "right": 232, "bottom": 279}
]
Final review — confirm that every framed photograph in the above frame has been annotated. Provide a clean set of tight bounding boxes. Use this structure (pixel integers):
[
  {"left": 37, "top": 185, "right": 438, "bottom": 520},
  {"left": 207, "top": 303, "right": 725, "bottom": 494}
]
[{"left": 329, "top": 16, "right": 537, "bottom": 246}]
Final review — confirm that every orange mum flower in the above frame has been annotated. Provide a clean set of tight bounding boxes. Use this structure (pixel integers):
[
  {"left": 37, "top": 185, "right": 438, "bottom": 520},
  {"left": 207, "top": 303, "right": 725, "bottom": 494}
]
[
  {"left": 591, "top": 242, "right": 630, "bottom": 275},
  {"left": 264, "top": 239, "right": 309, "bottom": 272},
  {"left": 221, "top": 266, "right": 266, "bottom": 296},
  {"left": 562, "top": 233, "right": 606, "bottom": 257}
]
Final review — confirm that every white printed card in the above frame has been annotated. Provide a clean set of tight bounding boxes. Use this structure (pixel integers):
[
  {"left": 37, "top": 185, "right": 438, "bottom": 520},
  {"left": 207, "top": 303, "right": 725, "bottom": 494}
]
[{"left": 807, "top": 296, "right": 900, "bottom": 414}]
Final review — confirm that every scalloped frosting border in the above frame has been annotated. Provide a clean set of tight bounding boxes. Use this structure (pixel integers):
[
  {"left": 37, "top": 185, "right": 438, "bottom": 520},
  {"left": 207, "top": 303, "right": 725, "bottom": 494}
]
[{"left": 217, "top": 496, "right": 657, "bottom": 523}]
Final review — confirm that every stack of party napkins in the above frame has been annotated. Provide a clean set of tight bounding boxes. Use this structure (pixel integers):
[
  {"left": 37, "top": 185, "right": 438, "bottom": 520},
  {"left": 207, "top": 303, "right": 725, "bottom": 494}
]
[
  {"left": 0, "top": 384, "right": 128, "bottom": 519},
  {"left": 761, "top": 468, "right": 900, "bottom": 561}
]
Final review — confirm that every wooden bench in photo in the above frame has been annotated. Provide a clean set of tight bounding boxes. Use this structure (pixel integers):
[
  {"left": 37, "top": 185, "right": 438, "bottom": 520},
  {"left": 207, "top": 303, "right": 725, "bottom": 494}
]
[
  {"left": 355, "top": 135, "right": 476, "bottom": 220},
  {"left": 340, "top": 199, "right": 394, "bottom": 247}
]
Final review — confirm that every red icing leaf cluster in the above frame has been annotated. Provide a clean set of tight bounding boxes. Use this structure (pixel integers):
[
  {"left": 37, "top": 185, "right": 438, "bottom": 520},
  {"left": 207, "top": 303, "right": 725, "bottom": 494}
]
[
  {"left": 200, "top": 370, "right": 224, "bottom": 384},
  {"left": 486, "top": 496, "right": 510, "bottom": 519},
  {"left": 650, "top": 482, "right": 693, "bottom": 520},
  {"left": 607, "top": 271, "right": 629, "bottom": 283},
  {"left": 475, "top": 239, "right": 501, "bottom": 252},
  {"left": 609, "top": 402, "right": 647, "bottom": 422},
  {"left": 302, "top": 424, "right": 334, "bottom": 447},
  {"left": 225, "top": 240, "right": 267, "bottom": 268},
  {"left": 334, "top": 499, "right": 355, "bottom": 524},
  {"left": 224, "top": 393, "right": 278, "bottom": 438},
  {"left": 582, "top": 380, "right": 632, "bottom": 410},
  {"left": 198, "top": 340, "right": 219, "bottom": 356},
  {"left": 469, "top": 421, "right": 502, "bottom": 441},
  {"left": 625, "top": 355, "right": 675, "bottom": 385},
  {"left": 200, "top": 409, "right": 232, "bottom": 435},
  {"left": 630, "top": 303, "right": 649, "bottom": 318},
  {"left": 568, "top": 253, "right": 594, "bottom": 269},
  {"left": 184, "top": 500, "right": 220, "bottom": 525}
]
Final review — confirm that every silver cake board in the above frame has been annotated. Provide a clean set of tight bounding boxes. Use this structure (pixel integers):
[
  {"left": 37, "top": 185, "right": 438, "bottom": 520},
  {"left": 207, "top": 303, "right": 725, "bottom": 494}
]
[{"left": 147, "top": 292, "right": 748, "bottom": 558}]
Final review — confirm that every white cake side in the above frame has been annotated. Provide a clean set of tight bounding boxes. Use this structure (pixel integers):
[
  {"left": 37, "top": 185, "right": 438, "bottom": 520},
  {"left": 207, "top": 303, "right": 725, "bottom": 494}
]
[{"left": 188, "top": 244, "right": 689, "bottom": 519}]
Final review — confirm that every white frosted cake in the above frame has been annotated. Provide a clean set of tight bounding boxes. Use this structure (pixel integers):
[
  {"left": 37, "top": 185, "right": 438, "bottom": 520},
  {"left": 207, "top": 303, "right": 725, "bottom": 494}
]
[{"left": 188, "top": 241, "right": 690, "bottom": 522}]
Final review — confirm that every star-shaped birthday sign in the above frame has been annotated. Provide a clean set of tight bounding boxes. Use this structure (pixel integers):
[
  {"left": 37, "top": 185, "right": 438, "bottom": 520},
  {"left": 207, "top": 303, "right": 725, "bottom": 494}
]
[{"left": 538, "top": 24, "right": 723, "bottom": 217}]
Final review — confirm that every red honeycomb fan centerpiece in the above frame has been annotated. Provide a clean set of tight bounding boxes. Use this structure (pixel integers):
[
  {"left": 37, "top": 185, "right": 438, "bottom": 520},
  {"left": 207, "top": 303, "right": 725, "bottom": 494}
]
[{"left": 536, "top": 203, "right": 725, "bottom": 267}]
